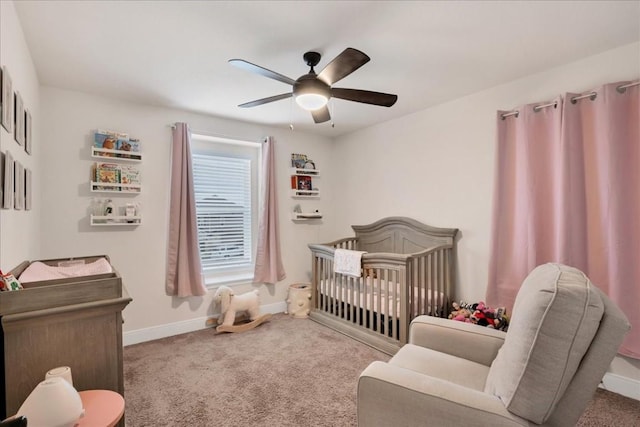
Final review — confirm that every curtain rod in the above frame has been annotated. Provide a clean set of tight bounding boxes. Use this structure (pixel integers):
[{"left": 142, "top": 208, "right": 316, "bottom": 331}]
[
  {"left": 501, "top": 81, "right": 639, "bottom": 120},
  {"left": 167, "top": 124, "right": 265, "bottom": 144}
]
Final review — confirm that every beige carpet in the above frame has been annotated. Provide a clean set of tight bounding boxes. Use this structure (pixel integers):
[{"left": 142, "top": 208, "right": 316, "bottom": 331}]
[{"left": 124, "top": 313, "right": 640, "bottom": 426}]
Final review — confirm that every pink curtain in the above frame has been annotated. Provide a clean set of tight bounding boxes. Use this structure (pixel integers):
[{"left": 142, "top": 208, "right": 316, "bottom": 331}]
[
  {"left": 166, "top": 123, "right": 207, "bottom": 297},
  {"left": 253, "top": 136, "right": 286, "bottom": 284},
  {"left": 487, "top": 81, "right": 640, "bottom": 358}
]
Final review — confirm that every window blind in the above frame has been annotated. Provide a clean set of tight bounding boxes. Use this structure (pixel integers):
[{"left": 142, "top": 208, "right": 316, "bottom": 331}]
[{"left": 192, "top": 153, "right": 252, "bottom": 271}]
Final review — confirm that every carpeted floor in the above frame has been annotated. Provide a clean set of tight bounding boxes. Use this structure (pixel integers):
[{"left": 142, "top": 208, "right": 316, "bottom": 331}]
[{"left": 124, "top": 313, "right": 640, "bottom": 426}]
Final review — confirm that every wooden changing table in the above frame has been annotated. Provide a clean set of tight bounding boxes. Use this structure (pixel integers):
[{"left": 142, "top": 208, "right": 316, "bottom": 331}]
[{"left": 0, "top": 255, "right": 131, "bottom": 426}]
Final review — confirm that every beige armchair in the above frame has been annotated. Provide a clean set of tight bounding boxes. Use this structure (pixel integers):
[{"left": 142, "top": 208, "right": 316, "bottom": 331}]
[{"left": 358, "top": 263, "right": 630, "bottom": 426}]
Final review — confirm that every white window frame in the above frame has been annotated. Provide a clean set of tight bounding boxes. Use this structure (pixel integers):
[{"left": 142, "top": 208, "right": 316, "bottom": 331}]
[{"left": 190, "top": 133, "right": 262, "bottom": 287}]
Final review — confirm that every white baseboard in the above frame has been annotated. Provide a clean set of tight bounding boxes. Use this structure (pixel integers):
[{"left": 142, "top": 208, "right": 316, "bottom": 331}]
[
  {"left": 601, "top": 372, "right": 640, "bottom": 401},
  {"left": 123, "top": 301, "right": 287, "bottom": 346}
]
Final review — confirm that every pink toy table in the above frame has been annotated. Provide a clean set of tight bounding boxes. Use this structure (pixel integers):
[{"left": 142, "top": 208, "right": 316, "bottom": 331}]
[{"left": 77, "top": 390, "right": 125, "bottom": 427}]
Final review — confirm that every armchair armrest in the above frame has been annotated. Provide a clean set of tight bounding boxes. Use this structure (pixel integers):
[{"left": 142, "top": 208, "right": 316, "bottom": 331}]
[
  {"left": 409, "top": 316, "right": 506, "bottom": 366},
  {"left": 358, "top": 362, "right": 528, "bottom": 427}
]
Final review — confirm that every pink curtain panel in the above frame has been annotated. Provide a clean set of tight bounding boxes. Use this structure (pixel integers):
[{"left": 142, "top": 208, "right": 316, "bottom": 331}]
[
  {"left": 487, "top": 81, "right": 639, "bottom": 358},
  {"left": 253, "top": 136, "right": 286, "bottom": 284},
  {"left": 166, "top": 123, "right": 207, "bottom": 297}
]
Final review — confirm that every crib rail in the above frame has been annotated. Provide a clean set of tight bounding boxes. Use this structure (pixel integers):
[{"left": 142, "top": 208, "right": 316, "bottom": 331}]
[
  {"left": 408, "top": 244, "right": 455, "bottom": 318},
  {"left": 308, "top": 243, "right": 454, "bottom": 354}
]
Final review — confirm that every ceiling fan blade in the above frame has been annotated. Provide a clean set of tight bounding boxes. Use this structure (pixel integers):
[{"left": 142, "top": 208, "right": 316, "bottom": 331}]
[
  {"left": 317, "top": 48, "right": 370, "bottom": 85},
  {"left": 238, "top": 93, "right": 292, "bottom": 108},
  {"left": 229, "top": 59, "right": 296, "bottom": 86},
  {"left": 331, "top": 88, "right": 398, "bottom": 107},
  {"left": 311, "top": 106, "right": 331, "bottom": 123}
]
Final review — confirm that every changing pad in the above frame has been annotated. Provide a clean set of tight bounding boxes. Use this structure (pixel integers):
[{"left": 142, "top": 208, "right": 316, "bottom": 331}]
[{"left": 19, "top": 258, "right": 113, "bottom": 283}]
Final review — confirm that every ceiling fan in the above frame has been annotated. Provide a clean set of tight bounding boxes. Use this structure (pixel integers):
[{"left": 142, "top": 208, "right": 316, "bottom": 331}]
[{"left": 229, "top": 48, "right": 398, "bottom": 124}]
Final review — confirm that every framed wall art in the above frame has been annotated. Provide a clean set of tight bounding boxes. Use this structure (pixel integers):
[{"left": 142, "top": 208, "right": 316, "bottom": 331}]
[
  {"left": 25, "top": 167, "right": 32, "bottom": 210},
  {"left": 1, "top": 66, "right": 13, "bottom": 133},
  {"left": 14, "top": 91, "right": 25, "bottom": 146},
  {"left": 14, "top": 160, "right": 24, "bottom": 210},
  {"left": 3, "top": 151, "right": 14, "bottom": 209},
  {"left": 25, "top": 108, "right": 32, "bottom": 154}
]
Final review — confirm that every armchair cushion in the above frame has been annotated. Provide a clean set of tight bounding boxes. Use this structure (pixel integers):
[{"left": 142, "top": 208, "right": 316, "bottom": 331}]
[
  {"left": 484, "top": 263, "right": 604, "bottom": 424},
  {"left": 410, "top": 315, "right": 506, "bottom": 366},
  {"left": 391, "top": 344, "right": 490, "bottom": 391}
]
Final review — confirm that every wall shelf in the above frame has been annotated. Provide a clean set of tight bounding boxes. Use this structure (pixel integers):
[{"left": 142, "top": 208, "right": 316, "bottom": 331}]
[
  {"left": 290, "top": 167, "right": 320, "bottom": 177},
  {"left": 91, "top": 146, "right": 142, "bottom": 162},
  {"left": 90, "top": 182, "right": 142, "bottom": 193},
  {"left": 291, "top": 189, "right": 320, "bottom": 198},
  {"left": 90, "top": 215, "right": 142, "bottom": 226},
  {"left": 292, "top": 212, "right": 322, "bottom": 221}
]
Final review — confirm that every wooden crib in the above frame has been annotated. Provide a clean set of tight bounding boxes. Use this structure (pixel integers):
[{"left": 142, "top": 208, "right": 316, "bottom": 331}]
[{"left": 308, "top": 217, "right": 458, "bottom": 355}]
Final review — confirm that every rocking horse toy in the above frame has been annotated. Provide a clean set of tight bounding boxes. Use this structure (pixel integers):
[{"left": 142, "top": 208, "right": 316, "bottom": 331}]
[{"left": 212, "top": 286, "right": 271, "bottom": 333}]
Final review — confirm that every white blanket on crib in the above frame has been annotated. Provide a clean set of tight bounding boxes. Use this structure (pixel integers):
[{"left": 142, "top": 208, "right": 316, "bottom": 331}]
[{"left": 334, "top": 249, "right": 367, "bottom": 277}]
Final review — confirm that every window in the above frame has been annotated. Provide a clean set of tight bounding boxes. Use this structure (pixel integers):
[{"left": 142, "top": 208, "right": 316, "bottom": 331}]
[{"left": 191, "top": 134, "right": 261, "bottom": 286}]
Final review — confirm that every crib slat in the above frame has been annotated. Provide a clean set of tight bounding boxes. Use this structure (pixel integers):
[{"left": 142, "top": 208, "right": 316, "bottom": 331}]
[{"left": 392, "top": 269, "right": 397, "bottom": 340}]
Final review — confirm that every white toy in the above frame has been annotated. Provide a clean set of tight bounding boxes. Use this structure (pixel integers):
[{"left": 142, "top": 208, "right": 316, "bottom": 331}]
[{"left": 213, "top": 286, "right": 270, "bottom": 332}]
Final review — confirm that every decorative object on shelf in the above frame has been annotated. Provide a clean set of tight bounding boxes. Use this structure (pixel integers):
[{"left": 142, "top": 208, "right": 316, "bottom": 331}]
[
  {"left": 304, "top": 160, "right": 315, "bottom": 170},
  {"left": 125, "top": 203, "right": 136, "bottom": 223},
  {"left": 16, "top": 377, "right": 84, "bottom": 427},
  {"left": 1, "top": 66, "right": 13, "bottom": 133},
  {"left": 104, "top": 199, "right": 115, "bottom": 222}
]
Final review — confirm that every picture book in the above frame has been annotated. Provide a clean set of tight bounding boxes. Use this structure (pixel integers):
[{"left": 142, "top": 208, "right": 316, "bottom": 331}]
[{"left": 120, "top": 165, "right": 141, "bottom": 192}]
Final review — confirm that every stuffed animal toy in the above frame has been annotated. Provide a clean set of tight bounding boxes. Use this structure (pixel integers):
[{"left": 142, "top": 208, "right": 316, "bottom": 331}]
[
  {"left": 213, "top": 286, "right": 261, "bottom": 327},
  {"left": 448, "top": 302, "right": 472, "bottom": 322}
]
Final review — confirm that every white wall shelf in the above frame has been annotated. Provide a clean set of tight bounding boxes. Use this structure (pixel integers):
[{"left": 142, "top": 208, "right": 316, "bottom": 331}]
[
  {"left": 291, "top": 189, "right": 320, "bottom": 198},
  {"left": 291, "top": 212, "right": 322, "bottom": 221},
  {"left": 290, "top": 167, "right": 320, "bottom": 177},
  {"left": 90, "top": 182, "right": 142, "bottom": 193},
  {"left": 91, "top": 146, "right": 142, "bottom": 162},
  {"left": 90, "top": 215, "right": 142, "bottom": 226}
]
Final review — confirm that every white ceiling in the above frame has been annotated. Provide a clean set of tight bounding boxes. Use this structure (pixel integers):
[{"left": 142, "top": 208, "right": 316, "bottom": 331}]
[{"left": 13, "top": 1, "right": 640, "bottom": 137}]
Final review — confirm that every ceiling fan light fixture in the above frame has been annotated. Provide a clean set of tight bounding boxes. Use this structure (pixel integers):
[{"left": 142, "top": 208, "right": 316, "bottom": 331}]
[
  {"left": 293, "top": 76, "right": 331, "bottom": 111},
  {"left": 295, "top": 93, "right": 328, "bottom": 111}
]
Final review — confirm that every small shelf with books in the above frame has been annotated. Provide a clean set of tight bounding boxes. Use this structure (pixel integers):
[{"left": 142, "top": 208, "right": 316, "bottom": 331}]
[
  {"left": 90, "top": 215, "right": 142, "bottom": 226},
  {"left": 91, "top": 146, "right": 142, "bottom": 162},
  {"left": 290, "top": 167, "right": 320, "bottom": 177},
  {"left": 90, "top": 182, "right": 142, "bottom": 193},
  {"left": 93, "top": 130, "right": 142, "bottom": 161}
]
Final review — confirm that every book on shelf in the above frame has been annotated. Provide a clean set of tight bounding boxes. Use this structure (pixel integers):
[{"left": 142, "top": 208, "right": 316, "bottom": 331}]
[
  {"left": 93, "top": 162, "right": 121, "bottom": 190},
  {"left": 296, "top": 176, "right": 312, "bottom": 191},
  {"left": 94, "top": 130, "right": 141, "bottom": 159},
  {"left": 120, "top": 165, "right": 141, "bottom": 191},
  {"left": 291, "top": 153, "right": 308, "bottom": 169}
]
